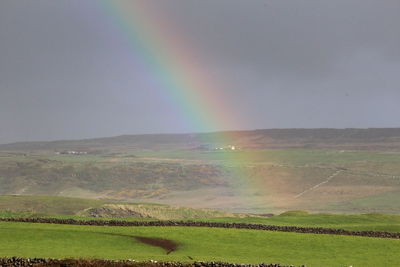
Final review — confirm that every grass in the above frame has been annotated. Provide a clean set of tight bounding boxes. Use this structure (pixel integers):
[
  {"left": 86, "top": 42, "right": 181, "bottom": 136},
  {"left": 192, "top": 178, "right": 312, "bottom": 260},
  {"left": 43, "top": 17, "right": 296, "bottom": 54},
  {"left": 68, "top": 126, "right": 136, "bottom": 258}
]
[
  {"left": 2, "top": 196, "right": 400, "bottom": 265},
  {"left": 133, "top": 149, "right": 400, "bottom": 166},
  {"left": 1, "top": 221, "right": 400, "bottom": 266},
  {"left": 0, "top": 195, "right": 240, "bottom": 220},
  {"left": 78, "top": 203, "right": 239, "bottom": 220},
  {"left": 2, "top": 208, "right": 400, "bottom": 233},
  {"left": 2, "top": 196, "right": 400, "bottom": 232},
  {"left": 199, "top": 212, "right": 400, "bottom": 233},
  {"left": 0, "top": 195, "right": 106, "bottom": 215},
  {"left": 4, "top": 148, "right": 400, "bottom": 167},
  {"left": 2, "top": 148, "right": 400, "bottom": 214},
  {"left": 46, "top": 155, "right": 106, "bottom": 163},
  {"left": 0, "top": 156, "right": 225, "bottom": 199},
  {"left": 2, "top": 148, "right": 400, "bottom": 265},
  {"left": 328, "top": 190, "right": 400, "bottom": 214}
]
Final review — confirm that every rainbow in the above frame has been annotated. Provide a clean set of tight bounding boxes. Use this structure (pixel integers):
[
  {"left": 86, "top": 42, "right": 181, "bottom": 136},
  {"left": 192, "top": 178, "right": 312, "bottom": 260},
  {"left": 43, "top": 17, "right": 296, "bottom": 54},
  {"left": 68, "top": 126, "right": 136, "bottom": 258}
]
[
  {"left": 99, "top": 0, "right": 240, "bottom": 135},
  {"left": 97, "top": 0, "right": 274, "bottom": 212}
]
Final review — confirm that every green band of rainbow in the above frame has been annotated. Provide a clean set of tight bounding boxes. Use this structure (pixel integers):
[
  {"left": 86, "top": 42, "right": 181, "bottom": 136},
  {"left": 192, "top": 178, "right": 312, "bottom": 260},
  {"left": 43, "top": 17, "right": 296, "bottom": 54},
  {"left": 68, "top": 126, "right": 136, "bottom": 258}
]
[{"left": 98, "top": 0, "right": 273, "bottom": 212}]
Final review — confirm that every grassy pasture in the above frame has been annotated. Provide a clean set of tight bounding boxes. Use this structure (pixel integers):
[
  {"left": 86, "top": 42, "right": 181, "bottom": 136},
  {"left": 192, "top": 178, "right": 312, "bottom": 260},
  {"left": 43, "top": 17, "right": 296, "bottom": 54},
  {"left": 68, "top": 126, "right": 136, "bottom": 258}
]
[
  {"left": 1, "top": 195, "right": 400, "bottom": 232},
  {"left": 0, "top": 195, "right": 238, "bottom": 220},
  {"left": 133, "top": 149, "right": 400, "bottom": 166},
  {"left": 0, "top": 195, "right": 105, "bottom": 215},
  {"left": 199, "top": 212, "right": 400, "bottom": 233},
  {"left": 328, "top": 190, "right": 400, "bottom": 214},
  {"left": 117, "top": 150, "right": 400, "bottom": 214},
  {"left": 1, "top": 221, "right": 400, "bottom": 266}
]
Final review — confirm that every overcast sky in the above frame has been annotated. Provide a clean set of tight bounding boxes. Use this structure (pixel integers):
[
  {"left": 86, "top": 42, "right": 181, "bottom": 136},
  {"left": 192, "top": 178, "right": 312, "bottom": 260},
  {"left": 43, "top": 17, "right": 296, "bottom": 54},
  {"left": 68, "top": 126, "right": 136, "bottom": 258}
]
[{"left": 1, "top": 0, "right": 399, "bottom": 144}]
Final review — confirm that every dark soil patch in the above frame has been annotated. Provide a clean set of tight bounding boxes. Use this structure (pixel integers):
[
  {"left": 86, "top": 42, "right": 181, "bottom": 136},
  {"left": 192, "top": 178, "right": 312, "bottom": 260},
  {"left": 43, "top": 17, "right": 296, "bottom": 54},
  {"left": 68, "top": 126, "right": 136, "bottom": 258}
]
[{"left": 134, "top": 236, "right": 178, "bottom": 254}]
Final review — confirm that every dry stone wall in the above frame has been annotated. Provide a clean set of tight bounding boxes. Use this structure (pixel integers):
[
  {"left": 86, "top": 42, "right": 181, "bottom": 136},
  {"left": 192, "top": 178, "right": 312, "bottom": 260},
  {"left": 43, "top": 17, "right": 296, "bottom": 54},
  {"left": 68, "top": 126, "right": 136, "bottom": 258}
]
[
  {"left": 1, "top": 218, "right": 399, "bottom": 239},
  {"left": 0, "top": 257, "right": 305, "bottom": 267}
]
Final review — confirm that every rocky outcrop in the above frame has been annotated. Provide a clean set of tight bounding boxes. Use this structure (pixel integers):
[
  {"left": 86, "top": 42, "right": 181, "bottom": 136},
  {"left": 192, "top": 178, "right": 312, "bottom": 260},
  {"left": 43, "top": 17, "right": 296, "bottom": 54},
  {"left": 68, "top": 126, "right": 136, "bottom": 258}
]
[{"left": 79, "top": 206, "right": 145, "bottom": 218}]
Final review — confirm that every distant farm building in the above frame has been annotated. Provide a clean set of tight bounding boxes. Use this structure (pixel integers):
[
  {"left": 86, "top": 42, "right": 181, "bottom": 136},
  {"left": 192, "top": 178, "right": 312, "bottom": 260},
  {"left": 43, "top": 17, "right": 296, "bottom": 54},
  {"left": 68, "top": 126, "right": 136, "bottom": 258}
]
[
  {"left": 194, "top": 144, "right": 238, "bottom": 151},
  {"left": 215, "top": 145, "right": 237, "bottom": 151},
  {"left": 56, "top": 150, "right": 88, "bottom": 155}
]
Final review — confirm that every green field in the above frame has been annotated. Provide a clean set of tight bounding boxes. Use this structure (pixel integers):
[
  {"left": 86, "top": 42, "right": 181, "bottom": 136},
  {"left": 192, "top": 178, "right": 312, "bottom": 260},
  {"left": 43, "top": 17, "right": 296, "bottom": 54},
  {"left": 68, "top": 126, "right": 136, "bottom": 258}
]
[
  {"left": 2, "top": 195, "right": 400, "bottom": 235},
  {"left": 2, "top": 149, "right": 400, "bottom": 265},
  {"left": 1, "top": 221, "right": 400, "bottom": 266},
  {"left": 3, "top": 211, "right": 400, "bottom": 233},
  {"left": 0, "top": 195, "right": 240, "bottom": 220},
  {"left": 1, "top": 193, "right": 400, "bottom": 266},
  {"left": 201, "top": 212, "right": 400, "bottom": 233}
]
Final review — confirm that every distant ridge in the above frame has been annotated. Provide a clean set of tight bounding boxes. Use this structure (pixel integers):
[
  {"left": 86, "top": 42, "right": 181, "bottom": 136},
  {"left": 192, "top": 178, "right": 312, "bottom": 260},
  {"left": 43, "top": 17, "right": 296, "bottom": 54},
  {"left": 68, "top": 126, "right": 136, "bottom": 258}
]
[{"left": 2, "top": 128, "right": 400, "bottom": 152}]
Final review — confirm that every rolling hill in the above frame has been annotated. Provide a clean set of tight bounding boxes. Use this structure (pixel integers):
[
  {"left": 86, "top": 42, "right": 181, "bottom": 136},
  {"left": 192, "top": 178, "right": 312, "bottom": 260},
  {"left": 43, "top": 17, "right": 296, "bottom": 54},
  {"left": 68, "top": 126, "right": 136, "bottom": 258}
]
[
  {"left": 1, "top": 128, "right": 400, "bottom": 214},
  {"left": 2, "top": 128, "right": 400, "bottom": 152}
]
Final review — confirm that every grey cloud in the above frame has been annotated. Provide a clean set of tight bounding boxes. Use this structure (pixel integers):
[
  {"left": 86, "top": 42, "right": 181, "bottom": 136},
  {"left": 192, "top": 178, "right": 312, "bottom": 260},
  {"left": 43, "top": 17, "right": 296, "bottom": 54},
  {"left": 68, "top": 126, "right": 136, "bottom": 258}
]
[{"left": 0, "top": 0, "right": 399, "bottom": 143}]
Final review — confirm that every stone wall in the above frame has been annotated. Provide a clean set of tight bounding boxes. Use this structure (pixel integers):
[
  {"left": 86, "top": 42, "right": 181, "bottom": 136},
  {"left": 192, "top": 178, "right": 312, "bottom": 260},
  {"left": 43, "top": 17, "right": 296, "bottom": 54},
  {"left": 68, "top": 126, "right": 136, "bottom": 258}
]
[{"left": 1, "top": 218, "right": 399, "bottom": 239}]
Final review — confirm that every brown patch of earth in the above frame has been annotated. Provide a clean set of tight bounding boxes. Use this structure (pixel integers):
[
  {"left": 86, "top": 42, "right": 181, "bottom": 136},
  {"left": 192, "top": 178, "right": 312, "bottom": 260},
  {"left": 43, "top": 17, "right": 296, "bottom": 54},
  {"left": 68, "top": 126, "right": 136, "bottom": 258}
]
[{"left": 134, "top": 236, "right": 178, "bottom": 254}]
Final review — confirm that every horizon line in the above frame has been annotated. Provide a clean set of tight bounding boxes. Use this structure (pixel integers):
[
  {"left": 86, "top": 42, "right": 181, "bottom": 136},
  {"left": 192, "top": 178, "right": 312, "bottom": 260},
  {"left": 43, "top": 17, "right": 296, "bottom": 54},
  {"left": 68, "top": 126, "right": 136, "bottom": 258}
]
[{"left": 2, "top": 126, "right": 400, "bottom": 146}]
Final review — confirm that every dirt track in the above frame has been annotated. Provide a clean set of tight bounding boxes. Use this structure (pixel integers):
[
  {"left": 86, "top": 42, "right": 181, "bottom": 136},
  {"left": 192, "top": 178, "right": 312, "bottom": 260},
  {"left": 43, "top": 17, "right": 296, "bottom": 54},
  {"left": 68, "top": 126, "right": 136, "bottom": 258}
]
[
  {"left": 134, "top": 236, "right": 178, "bottom": 254},
  {"left": 1, "top": 217, "right": 400, "bottom": 239}
]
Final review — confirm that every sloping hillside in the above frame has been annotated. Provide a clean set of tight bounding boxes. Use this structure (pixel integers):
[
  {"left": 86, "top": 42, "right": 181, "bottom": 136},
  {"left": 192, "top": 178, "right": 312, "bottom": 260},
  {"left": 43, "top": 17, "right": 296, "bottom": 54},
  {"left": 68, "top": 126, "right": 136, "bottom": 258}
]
[
  {"left": 0, "top": 195, "right": 240, "bottom": 219},
  {"left": 2, "top": 128, "right": 400, "bottom": 152},
  {"left": 1, "top": 148, "right": 400, "bottom": 214},
  {"left": 0, "top": 157, "right": 225, "bottom": 200}
]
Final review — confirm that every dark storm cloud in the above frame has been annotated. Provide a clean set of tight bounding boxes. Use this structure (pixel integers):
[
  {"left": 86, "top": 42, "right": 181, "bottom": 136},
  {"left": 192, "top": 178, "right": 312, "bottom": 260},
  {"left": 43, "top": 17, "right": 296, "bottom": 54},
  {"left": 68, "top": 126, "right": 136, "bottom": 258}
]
[
  {"left": 157, "top": 0, "right": 400, "bottom": 80},
  {"left": 0, "top": 0, "right": 399, "bottom": 143}
]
